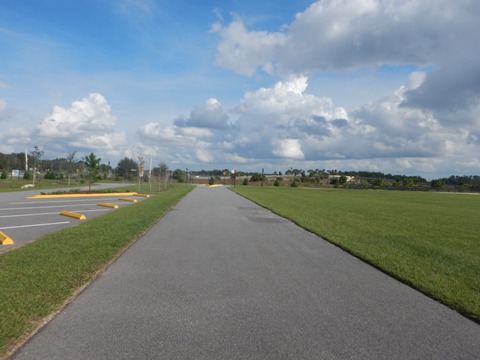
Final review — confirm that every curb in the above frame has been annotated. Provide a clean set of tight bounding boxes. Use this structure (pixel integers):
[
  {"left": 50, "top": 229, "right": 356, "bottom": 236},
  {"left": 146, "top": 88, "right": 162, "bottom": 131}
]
[
  {"left": 60, "top": 211, "right": 87, "bottom": 220},
  {"left": 27, "top": 192, "right": 138, "bottom": 199},
  {"left": 119, "top": 198, "right": 138, "bottom": 203},
  {"left": 97, "top": 203, "right": 119, "bottom": 209},
  {"left": 0, "top": 231, "right": 14, "bottom": 245}
]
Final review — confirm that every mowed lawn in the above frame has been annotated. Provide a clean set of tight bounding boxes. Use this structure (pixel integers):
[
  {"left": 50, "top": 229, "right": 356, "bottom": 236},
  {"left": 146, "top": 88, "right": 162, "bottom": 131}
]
[{"left": 231, "top": 186, "right": 480, "bottom": 322}]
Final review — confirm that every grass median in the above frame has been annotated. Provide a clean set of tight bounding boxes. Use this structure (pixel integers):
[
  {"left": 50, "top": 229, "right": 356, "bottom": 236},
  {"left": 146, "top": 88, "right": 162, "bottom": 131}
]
[
  {"left": 0, "top": 184, "right": 193, "bottom": 356},
  {"left": 231, "top": 186, "right": 480, "bottom": 322},
  {"left": 0, "top": 179, "right": 85, "bottom": 192}
]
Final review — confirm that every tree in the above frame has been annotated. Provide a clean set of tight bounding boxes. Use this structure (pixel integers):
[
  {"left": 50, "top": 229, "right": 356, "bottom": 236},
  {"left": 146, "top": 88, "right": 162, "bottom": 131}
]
[
  {"left": 115, "top": 157, "right": 138, "bottom": 181},
  {"left": 99, "top": 163, "right": 113, "bottom": 180},
  {"left": 172, "top": 169, "right": 185, "bottom": 183},
  {"left": 330, "top": 177, "right": 339, "bottom": 186},
  {"left": 44, "top": 171, "right": 56, "bottom": 180},
  {"left": 30, "top": 145, "right": 44, "bottom": 185},
  {"left": 230, "top": 170, "right": 238, "bottom": 186},
  {"left": 431, "top": 179, "right": 446, "bottom": 189},
  {"left": 66, "top": 151, "right": 77, "bottom": 186},
  {"left": 250, "top": 172, "right": 266, "bottom": 182},
  {"left": 291, "top": 168, "right": 302, "bottom": 179},
  {"left": 24, "top": 170, "right": 33, "bottom": 180},
  {"left": 369, "top": 178, "right": 384, "bottom": 187},
  {"left": 402, "top": 177, "right": 415, "bottom": 187},
  {"left": 84, "top": 153, "right": 101, "bottom": 191},
  {"left": 158, "top": 161, "right": 169, "bottom": 179}
]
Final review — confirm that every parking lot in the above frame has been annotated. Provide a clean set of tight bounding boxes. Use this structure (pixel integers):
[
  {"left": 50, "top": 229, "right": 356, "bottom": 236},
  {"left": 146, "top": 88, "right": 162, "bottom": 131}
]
[{"left": 0, "top": 186, "right": 146, "bottom": 253}]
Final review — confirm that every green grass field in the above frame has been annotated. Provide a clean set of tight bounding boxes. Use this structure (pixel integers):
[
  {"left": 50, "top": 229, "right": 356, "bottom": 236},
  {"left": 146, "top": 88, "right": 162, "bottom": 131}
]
[
  {"left": 0, "top": 178, "right": 172, "bottom": 193},
  {"left": 0, "top": 178, "right": 83, "bottom": 192},
  {"left": 231, "top": 186, "right": 480, "bottom": 322},
  {"left": 0, "top": 184, "right": 193, "bottom": 356}
]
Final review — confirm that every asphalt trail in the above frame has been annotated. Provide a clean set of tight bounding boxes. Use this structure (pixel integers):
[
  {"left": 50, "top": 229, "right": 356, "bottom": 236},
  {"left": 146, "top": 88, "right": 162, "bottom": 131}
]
[{"left": 12, "top": 186, "right": 480, "bottom": 359}]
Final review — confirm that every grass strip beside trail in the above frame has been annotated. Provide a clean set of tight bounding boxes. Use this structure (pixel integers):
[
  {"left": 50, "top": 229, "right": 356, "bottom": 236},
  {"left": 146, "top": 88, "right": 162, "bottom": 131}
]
[
  {"left": 231, "top": 186, "right": 480, "bottom": 322},
  {"left": 0, "top": 185, "right": 193, "bottom": 356}
]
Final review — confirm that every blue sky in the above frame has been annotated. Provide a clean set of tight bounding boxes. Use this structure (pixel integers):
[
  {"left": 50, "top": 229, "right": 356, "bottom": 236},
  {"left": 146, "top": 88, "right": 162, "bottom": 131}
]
[{"left": 1, "top": 0, "right": 479, "bottom": 178}]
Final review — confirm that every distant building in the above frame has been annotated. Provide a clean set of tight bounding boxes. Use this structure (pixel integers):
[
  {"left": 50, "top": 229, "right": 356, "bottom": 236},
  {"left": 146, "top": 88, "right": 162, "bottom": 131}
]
[{"left": 328, "top": 175, "right": 356, "bottom": 182}]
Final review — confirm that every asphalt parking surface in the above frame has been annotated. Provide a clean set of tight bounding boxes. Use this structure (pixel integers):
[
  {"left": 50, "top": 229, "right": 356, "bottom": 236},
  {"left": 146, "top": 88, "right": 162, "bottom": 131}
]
[{"left": 0, "top": 184, "right": 144, "bottom": 253}]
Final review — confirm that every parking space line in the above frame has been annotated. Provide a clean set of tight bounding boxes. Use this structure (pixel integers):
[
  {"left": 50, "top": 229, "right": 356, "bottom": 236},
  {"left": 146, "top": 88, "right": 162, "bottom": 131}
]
[
  {"left": 0, "top": 221, "right": 71, "bottom": 230},
  {"left": 9, "top": 198, "right": 124, "bottom": 205},
  {"left": 0, "top": 204, "right": 101, "bottom": 211},
  {"left": 0, "top": 212, "right": 64, "bottom": 218},
  {"left": 0, "top": 209, "right": 110, "bottom": 219}
]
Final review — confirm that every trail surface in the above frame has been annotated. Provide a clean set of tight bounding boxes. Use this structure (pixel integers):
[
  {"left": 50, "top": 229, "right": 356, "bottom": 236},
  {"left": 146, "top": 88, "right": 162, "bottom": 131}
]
[{"left": 12, "top": 186, "right": 480, "bottom": 359}]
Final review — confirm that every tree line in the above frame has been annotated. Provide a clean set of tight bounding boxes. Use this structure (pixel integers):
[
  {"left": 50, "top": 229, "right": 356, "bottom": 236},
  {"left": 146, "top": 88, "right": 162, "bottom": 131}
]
[
  {"left": 0, "top": 150, "right": 172, "bottom": 184},
  {"left": 1, "top": 150, "right": 479, "bottom": 191}
]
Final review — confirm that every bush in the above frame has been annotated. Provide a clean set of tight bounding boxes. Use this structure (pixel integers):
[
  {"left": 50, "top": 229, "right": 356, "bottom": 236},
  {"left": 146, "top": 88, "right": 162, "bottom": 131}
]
[
  {"left": 208, "top": 176, "right": 215, "bottom": 185},
  {"left": 44, "top": 171, "right": 56, "bottom": 180},
  {"left": 250, "top": 173, "right": 267, "bottom": 182},
  {"left": 291, "top": 181, "right": 298, "bottom": 188},
  {"left": 242, "top": 178, "right": 248, "bottom": 185},
  {"left": 23, "top": 170, "right": 33, "bottom": 180},
  {"left": 274, "top": 180, "right": 280, "bottom": 187},
  {"left": 431, "top": 180, "right": 446, "bottom": 189},
  {"left": 0, "top": 170, "right": 7, "bottom": 179}
]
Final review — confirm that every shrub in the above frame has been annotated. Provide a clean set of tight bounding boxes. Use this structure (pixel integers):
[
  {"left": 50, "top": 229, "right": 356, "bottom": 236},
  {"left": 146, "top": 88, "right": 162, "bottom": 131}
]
[
  {"left": 274, "top": 180, "right": 280, "bottom": 187},
  {"left": 44, "top": 171, "right": 56, "bottom": 180},
  {"left": 250, "top": 173, "right": 267, "bottom": 182},
  {"left": 242, "top": 178, "right": 248, "bottom": 185}
]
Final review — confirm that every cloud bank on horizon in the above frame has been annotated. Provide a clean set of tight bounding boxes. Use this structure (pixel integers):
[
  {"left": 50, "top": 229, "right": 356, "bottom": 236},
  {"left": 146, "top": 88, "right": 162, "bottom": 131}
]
[{"left": 0, "top": 0, "right": 479, "bottom": 178}]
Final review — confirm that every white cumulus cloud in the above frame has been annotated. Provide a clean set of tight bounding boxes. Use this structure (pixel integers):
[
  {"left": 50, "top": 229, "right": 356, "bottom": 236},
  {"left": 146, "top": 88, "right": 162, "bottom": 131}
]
[
  {"left": 0, "top": 127, "right": 31, "bottom": 154},
  {"left": 213, "top": 19, "right": 286, "bottom": 76},
  {"left": 272, "top": 139, "right": 304, "bottom": 160},
  {"left": 207, "top": 0, "right": 480, "bottom": 176},
  {"left": 215, "top": 0, "right": 479, "bottom": 76},
  {"left": 174, "top": 98, "right": 230, "bottom": 130},
  {"left": 230, "top": 76, "right": 350, "bottom": 160},
  {"left": 36, "top": 93, "right": 126, "bottom": 157},
  {"left": 213, "top": 0, "right": 480, "bottom": 130},
  {"left": 137, "top": 98, "right": 236, "bottom": 165},
  {"left": 132, "top": 70, "right": 480, "bottom": 177}
]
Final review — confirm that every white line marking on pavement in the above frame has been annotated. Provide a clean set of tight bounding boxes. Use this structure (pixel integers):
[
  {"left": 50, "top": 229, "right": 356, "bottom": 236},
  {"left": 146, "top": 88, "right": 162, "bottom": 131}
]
[
  {"left": 9, "top": 198, "right": 121, "bottom": 205},
  {"left": 0, "top": 204, "right": 100, "bottom": 211},
  {"left": 0, "top": 208, "right": 108, "bottom": 219},
  {"left": 0, "top": 221, "right": 71, "bottom": 230},
  {"left": 0, "top": 212, "right": 64, "bottom": 218}
]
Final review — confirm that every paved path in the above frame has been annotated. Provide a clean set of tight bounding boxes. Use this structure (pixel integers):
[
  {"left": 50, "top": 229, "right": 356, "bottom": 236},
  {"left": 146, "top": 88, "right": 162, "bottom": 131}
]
[{"left": 12, "top": 186, "right": 480, "bottom": 359}]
